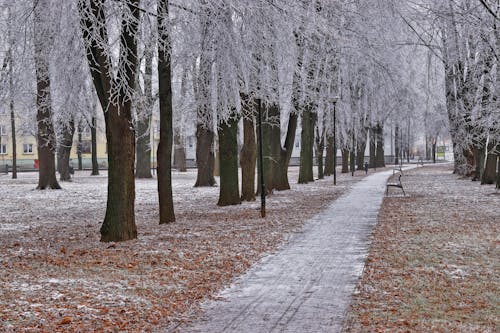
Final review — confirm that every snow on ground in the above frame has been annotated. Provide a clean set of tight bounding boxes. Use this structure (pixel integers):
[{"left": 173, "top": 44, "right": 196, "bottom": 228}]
[
  {"left": 181, "top": 169, "right": 398, "bottom": 333},
  {"left": 0, "top": 167, "right": 370, "bottom": 332},
  {"left": 344, "top": 165, "right": 499, "bottom": 332}
]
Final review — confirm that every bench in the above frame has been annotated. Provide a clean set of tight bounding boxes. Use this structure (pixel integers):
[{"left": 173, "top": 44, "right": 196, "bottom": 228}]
[
  {"left": 393, "top": 165, "right": 404, "bottom": 175},
  {"left": 386, "top": 174, "right": 406, "bottom": 196}
]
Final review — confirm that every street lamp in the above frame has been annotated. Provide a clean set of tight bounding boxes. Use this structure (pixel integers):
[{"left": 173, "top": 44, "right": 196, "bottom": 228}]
[
  {"left": 332, "top": 96, "right": 339, "bottom": 185},
  {"left": 257, "top": 98, "right": 265, "bottom": 218}
]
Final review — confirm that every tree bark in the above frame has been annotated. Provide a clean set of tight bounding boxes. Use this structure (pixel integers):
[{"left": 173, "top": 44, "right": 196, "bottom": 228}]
[
  {"left": 341, "top": 148, "right": 349, "bottom": 173},
  {"left": 195, "top": 125, "right": 216, "bottom": 186},
  {"left": 324, "top": 133, "right": 334, "bottom": 176},
  {"left": 173, "top": 132, "right": 187, "bottom": 172},
  {"left": 157, "top": 0, "right": 175, "bottom": 224},
  {"left": 350, "top": 149, "right": 356, "bottom": 174},
  {"left": 315, "top": 125, "right": 325, "bottom": 179},
  {"left": 258, "top": 103, "right": 278, "bottom": 193},
  {"left": 101, "top": 104, "right": 137, "bottom": 241},
  {"left": 57, "top": 119, "right": 75, "bottom": 181},
  {"left": 10, "top": 80, "right": 17, "bottom": 179},
  {"left": 240, "top": 107, "right": 256, "bottom": 201},
  {"left": 298, "top": 107, "right": 316, "bottom": 184},
  {"left": 135, "top": 116, "right": 152, "bottom": 178},
  {"left": 356, "top": 139, "right": 366, "bottom": 170},
  {"left": 194, "top": 5, "right": 216, "bottom": 187},
  {"left": 369, "top": 127, "right": 376, "bottom": 168},
  {"left": 473, "top": 146, "right": 483, "bottom": 181},
  {"left": 77, "top": 122, "right": 83, "bottom": 170},
  {"left": 34, "top": 0, "right": 60, "bottom": 190},
  {"left": 79, "top": 0, "right": 139, "bottom": 242},
  {"left": 356, "top": 125, "right": 367, "bottom": 170},
  {"left": 274, "top": 113, "right": 298, "bottom": 191},
  {"left": 90, "top": 116, "right": 99, "bottom": 175},
  {"left": 375, "top": 124, "right": 385, "bottom": 168},
  {"left": 481, "top": 142, "right": 497, "bottom": 185},
  {"left": 432, "top": 139, "right": 437, "bottom": 164},
  {"left": 218, "top": 115, "right": 241, "bottom": 206},
  {"left": 7, "top": 45, "right": 17, "bottom": 179},
  {"left": 135, "top": 48, "right": 153, "bottom": 179}
]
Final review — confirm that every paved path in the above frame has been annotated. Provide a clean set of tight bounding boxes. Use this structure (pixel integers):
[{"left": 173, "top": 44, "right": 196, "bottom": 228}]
[{"left": 181, "top": 170, "right": 401, "bottom": 333}]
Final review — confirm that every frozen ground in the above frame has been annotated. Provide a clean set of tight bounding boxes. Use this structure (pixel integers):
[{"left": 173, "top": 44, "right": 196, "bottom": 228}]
[
  {"left": 344, "top": 165, "right": 499, "bottom": 332},
  {"left": 0, "top": 167, "right": 372, "bottom": 332},
  {"left": 180, "top": 169, "right": 405, "bottom": 333}
]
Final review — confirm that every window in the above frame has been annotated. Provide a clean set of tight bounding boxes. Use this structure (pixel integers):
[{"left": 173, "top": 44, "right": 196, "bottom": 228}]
[
  {"left": 0, "top": 144, "right": 6, "bottom": 154},
  {"left": 0, "top": 125, "right": 6, "bottom": 136},
  {"left": 23, "top": 144, "right": 33, "bottom": 154}
]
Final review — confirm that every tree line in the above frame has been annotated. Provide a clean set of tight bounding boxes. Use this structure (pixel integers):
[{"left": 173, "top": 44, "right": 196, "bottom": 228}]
[{"left": 0, "top": 0, "right": 497, "bottom": 242}]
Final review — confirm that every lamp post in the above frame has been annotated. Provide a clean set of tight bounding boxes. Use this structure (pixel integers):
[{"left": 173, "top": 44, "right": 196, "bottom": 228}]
[
  {"left": 257, "top": 98, "right": 265, "bottom": 218},
  {"left": 332, "top": 96, "right": 338, "bottom": 185}
]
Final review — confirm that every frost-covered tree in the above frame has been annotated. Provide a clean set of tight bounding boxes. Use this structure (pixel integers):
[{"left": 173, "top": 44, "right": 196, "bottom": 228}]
[
  {"left": 78, "top": 0, "right": 141, "bottom": 241},
  {"left": 33, "top": 0, "right": 61, "bottom": 189},
  {"left": 400, "top": 0, "right": 499, "bottom": 184}
]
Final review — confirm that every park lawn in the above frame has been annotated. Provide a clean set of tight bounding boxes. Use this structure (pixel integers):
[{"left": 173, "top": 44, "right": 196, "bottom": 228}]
[
  {"left": 0, "top": 167, "right": 369, "bottom": 332},
  {"left": 344, "top": 165, "right": 499, "bottom": 333}
]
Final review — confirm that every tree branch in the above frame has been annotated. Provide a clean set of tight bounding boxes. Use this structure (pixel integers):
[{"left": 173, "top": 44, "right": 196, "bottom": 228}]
[{"left": 478, "top": 0, "right": 499, "bottom": 20}]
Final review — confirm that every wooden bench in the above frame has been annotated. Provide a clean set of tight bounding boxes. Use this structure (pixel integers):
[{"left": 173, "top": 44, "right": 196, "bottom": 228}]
[
  {"left": 393, "top": 165, "right": 404, "bottom": 175},
  {"left": 386, "top": 174, "right": 406, "bottom": 196}
]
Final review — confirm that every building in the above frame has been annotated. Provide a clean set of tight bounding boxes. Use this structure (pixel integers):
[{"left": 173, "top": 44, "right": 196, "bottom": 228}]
[{"left": 0, "top": 114, "right": 108, "bottom": 171}]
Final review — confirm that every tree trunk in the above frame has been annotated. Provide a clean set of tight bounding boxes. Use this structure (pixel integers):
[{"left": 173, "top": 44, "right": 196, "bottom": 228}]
[
  {"left": 90, "top": 116, "right": 99, "bottom": 175},
  {"left": 394, "top": 125, "right": 401, "bottom": 165},
  {"left": 195, "top": 124, "right": 216, "bottom": 187},
  {"left": 369, "top": 127, "right": 376, "bottom": 168},
  {"left": 8, "top": 45, "right": 17, "bottom": 179},
  {"left": 10, "top": 84, "right": 17, "bottom": 179},
  {"left": 298, "top": 107, "right": 315, "bottom": 184},
  {"left": 218, "top": 115, "right": 241, "bottom": 206},
  {"left": 173, "top": 132, "right": 187, "bottom": 172},
  {"left": 481, "top": 143, "right": 497, "bottom": 185},
  {"left": 136, "top": 116, "right": 152, "bottom": 178},
  {"left": 315, "top": 125, "right": 325, "bottom": 179},
  {"left": 214, "top": 146, "right": 220, "bottom": 177},
  {"left": 274, "top": 113, "right": 298, "bottom": 191},
  {"left": 101, "top": 105, "right": 137, "bottom": 241},
  {"left": 432, "top": 140, "right": 437, "bottom": 164},
  {"left": 375, "top": 124, "right": 385, "bottom": 168},
  {"left": 135, "top": 48, "right": 153, "bottom": 179},
  {"left": 269, "top": 105, "right": 283, "bottom": 190},
  {"left": 77, "top": 123, "right": 83, "bottom": 170},
  {"left": 473, "top": 146, "right": 483, "bottom": 181},
  {"left": 240, "top": 113, "right": 256, "bottom": 201},
  {"left": 194, "top": 5, "right": 216, "bottom": 187},
  {"left": 425, "top": 136, "right": 431, "bottom": 160},
  {"left": 34, "top": 1, "right": 60, "bottom": 190},
  {"left": 58, "top": 120, "right": 75, "bottom": 181},
  {"left": 350, "top": 149, "right": 356, "bottom": 174},
  {"left": 157, "top": 0, "right": 175, "bottom": 224},
  {"left": 79, "top": 0, "right": 140, "bottom": 242},
  {"left": 356, "top": 140, "right": 366, "bottom": 170},
  {"left": 356, "top": 127, "right": 367, "bottom": 170},
  {"left": 341, "top": 148, "right": 349, "bottom": 173},
  {"left": 258, "top": 103, "right": 279, "bottom": 193},
  {"left": 324, "top": 133, "right": 334, "bottom": 176}
]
